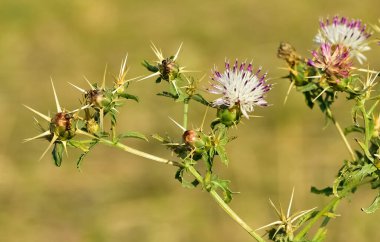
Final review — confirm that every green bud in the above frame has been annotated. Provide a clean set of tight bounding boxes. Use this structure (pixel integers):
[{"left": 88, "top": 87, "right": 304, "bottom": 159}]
[
  {"left": 216, "top": 106, "right": 242, "bottom": 127},
  {"left": 86, "top": 118, "right": 99, "bottom": 134}
]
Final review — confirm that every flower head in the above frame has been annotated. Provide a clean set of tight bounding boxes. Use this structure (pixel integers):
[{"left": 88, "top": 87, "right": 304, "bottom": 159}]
[
  {"left": 208, "top": 59, "right": 271, "bottom": 119},
  {"left": 314, "top": 16, "right": 372, "bottom": 64},
  {"left": 308, "top": 43, "right": 352, "bottom": 80}
]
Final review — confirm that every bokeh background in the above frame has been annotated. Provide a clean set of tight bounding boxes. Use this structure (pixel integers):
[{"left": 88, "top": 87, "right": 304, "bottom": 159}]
[{"left": 1, "top": 0, "right": 380, "bottom": 241}]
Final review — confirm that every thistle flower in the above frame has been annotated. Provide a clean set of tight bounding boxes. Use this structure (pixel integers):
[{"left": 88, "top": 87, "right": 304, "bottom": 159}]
[
  {"left": 208, "top": 59, "right": 271, "bottom": 120},
  {"left": 308, "top": 43, "right": 352, "bottom": 81},
  {"left": 314, "top": 16, "right": 372, "bottom": 64}
]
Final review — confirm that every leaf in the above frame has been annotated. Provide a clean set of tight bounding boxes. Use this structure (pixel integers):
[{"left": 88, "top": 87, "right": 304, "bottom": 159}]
[
  {"left": 296, "top": 82, "right": 318, "bottom": 92},
  {"left": 191, "top": 94, "right": 211, "bottom": 106},
  {"left": 215, "top": 145, "right": 229, "bottom": 166},
  {"left": 362, "top": 193, "right": 380, "bottom": 214},
  {"left": 118, "top": 93, "right": 139, "bottom": 102},
  {"left": 76, "top": 140, "right": 98, "bottom": 169},
  {"left": 310, "top": 186, "right": 333, "bottom": 196},
  {"left": 117, "top": 131, "right": 148, "bottom": 142},
  {"left": 142, "top": 60, "right": 159, "bottom": 72},
  {"left": 344, "top": 125, "right": 364, "bottom": 135},
  {"left": 210, "top": 175, "right": 234, "bottom": 203},
  {"left": 157, "top": 91, "right": 178, "bottom": 100},
  {"left": 52, "top": 142, "right": 64, "bottom": 167},
  {"left": 174, "top": 167, "right": 199, "bottom": 188}
]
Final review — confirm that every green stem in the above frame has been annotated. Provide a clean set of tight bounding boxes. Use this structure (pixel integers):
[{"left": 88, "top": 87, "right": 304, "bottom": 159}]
[
  {"left": 312, "top": 199, "right": 341, "bottom": 241},
  {"left": 98, "top": 137, "right": 183, "bottom": 167},
  {"left": 294, "top": 197, "right": 341, "bottom": 241},
  {"left": 85, "top": 134, "right": 265, "bottom": 241},
  {"left": 183, "top": 99, "right": 189, "bottom": 130},
  {"left": 326, "top": 108, "right": 356, "bottom": 161},
  {"left": 186, "top": 166, "right": 265, "bottom": 242}
]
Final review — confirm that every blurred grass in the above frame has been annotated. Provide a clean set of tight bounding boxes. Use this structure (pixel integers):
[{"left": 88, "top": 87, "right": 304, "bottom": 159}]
[{"left": 1, "top": 0, "right": 380, "bottom": 241}]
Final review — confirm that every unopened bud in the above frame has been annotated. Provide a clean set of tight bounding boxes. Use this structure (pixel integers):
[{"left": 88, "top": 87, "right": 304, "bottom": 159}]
[
  {"left": 277, "top": 42, "right": 301, "bottom": 66},
  {"left": 183, "top": 130, "right": 206, "bottom": 151},
  {"left": 217, "top": 106, "right": 242, "bottom": 127},
  {"left": 50, "top": 112, "right": 76, "bottom": 140}
]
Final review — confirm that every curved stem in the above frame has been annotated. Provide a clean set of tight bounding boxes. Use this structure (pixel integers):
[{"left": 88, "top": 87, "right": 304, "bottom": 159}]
[
  {"left": 186, "top": 166, "right": 265, "bottom": 242},
  {"left": 326, "top": 108, "right": 356, "bottom": 161},
  {"left": 98, "top": 137, "right": 183, "bottom": 167},
  {"left": 85, "top": 133, "right": 265, "bottom": 241}
]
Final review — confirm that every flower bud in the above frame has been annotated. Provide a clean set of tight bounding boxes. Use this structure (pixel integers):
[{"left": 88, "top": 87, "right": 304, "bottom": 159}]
[
  {"left": 216, "top": 106, "right": 242, "bottom": 127},
  {"left": 183, "top": 130, "right": 206, "bottom": 151},
  {"left": 159, "top": 58, "right": 180, "bottom": 81},
  {"left": 50, "top": 112, "right": 76, "bottom": 140},
  {"left": 85, "top": 89, "right": 105, "bottom": 108},
  {"left": 86, "top": 118, "right": 99, "bottom": 134}
]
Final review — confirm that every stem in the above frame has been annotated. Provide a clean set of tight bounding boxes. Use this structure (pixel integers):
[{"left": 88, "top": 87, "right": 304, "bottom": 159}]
[
  {"left": 89, "top": 134, "right": 265, "bottom": 241},
  {"left": 186, "top": 166, "right": 265, "bottom": 242},
  {"left": 312, "top": 199, "right": 341, "bottom": 241},
  {"left": 183, "top": 99, "right": 189, "bottom": 130},
  {"left": 326, "top": 108, "right": 356, "bottom": 161},
  {"left": 99, "top": 137, "right": 183, "bottom": 167},
  {"left": 294, "top": 197, "right": 341, "bottom": 241}
]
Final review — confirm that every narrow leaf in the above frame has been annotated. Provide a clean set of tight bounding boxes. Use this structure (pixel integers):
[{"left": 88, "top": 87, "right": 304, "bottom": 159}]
[{"left": 362, "top": 193, "right": 380, "bottom": 214}]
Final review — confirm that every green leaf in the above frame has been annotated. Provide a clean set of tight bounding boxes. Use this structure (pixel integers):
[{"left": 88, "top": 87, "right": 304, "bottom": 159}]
[
  {"left": 76, "top": 141, "right": 98, "bottom": 169},
  {"left": 191, "top": 94, "right": 211, "bottom": 106},
  {"left": 362, "top": 193, "right": 380, "bottom": 214},
  {"left": 174, "top": 167, "right": 199, "bottom": 188},
  {"left": 296, "top": 82, "right": 318, "bottom": 92},
  {"left": 52, "top": 142, "right": 64, "bottom": 167},
  {"left": 117, "top": 131, "right": 148, "bottom": 142},
  {"left": 344, "top": 125, "right": 364, "bottom": 135},
  {"left": 310, "top": 186, "right": 333, "bottom": 196},
  {"left": 142, "top": 60, "right": 159, "bottom": 72},
  {"left": 157, "top": 91, "right": 178, "bottom": 100},
  {"left": 118, "top": 93, "right": 139, "bottom": 102},
  {"left": 210, "top": 175, "right": 234, "bottom": 203},
  {"left": 215, "top": 145, "right": 229, "bottom": 166}
]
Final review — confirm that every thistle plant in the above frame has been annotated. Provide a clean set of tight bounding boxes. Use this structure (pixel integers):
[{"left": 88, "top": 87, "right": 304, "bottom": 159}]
[{"left": 24, "top": 15, "right": 380, "bottom": 242}]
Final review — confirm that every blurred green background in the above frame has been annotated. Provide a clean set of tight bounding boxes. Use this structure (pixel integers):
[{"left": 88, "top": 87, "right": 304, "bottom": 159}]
[{"left": 1, "top": 0, "right": 380, "bottom": 241}]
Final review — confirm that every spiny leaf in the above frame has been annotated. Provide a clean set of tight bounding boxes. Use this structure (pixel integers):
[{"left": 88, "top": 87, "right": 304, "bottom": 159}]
[{"left": 362, "top": 193, "right": 380, "bottom": 214}]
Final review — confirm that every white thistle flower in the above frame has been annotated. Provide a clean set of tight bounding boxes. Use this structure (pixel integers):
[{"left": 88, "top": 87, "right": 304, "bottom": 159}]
[{"left": 208, "top": 59, "right": 271, "bottom": 119}]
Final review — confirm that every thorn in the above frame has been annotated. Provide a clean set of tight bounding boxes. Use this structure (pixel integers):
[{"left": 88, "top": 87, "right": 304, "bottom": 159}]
[
  {"left": 284, "top": 81, "right": 295, "bottom": 105},
  {"left": 39, "top": 135, "right": 58, "bottom": 161},
  {"left": 83, "top": 76, "right": 95, "bottom": 90},
  {"left": 68, "top": 82, "right": 87, "bottom": 93},
  {"left": 173, "top": 42, "right": 183, "bottom": 61},
  {"left": 51, "top": 79, "right": 62, "bottom": 113},
  {"left": 23, "top": 105, "right": 51, "bottom": 122},
  {"left": 169, "top": 117, "right": 186, "bottom": 131},
  {"left": 23, "top": 130, "right": 51, "bottom": 143},
  {"left": 101, "top": 64, "right": 108, "bottom": 89}
]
